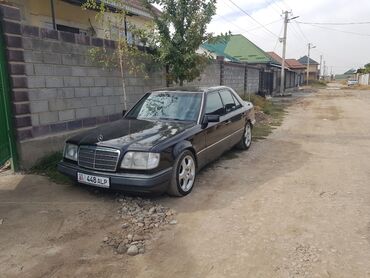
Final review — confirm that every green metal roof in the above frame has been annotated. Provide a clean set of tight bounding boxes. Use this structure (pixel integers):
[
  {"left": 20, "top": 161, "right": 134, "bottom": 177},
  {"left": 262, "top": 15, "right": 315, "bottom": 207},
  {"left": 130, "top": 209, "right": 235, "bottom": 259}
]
[{"left": 202, "top": 34, "right": 272, "bottom": 64}]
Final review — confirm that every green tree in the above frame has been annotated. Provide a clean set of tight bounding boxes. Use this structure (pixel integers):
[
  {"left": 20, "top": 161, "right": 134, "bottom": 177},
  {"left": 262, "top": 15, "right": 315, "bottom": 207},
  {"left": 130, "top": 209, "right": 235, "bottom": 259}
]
[
  {"left": 82, "top": 0, "right": 155, "bottom": 111},
  {"left": 143, "top": 0, "right": 217, "bottom": 86}
]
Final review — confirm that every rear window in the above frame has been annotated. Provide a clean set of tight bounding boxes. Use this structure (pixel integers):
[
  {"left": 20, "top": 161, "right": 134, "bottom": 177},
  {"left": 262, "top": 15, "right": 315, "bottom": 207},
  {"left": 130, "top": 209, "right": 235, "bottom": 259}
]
[{"left": 219, "top": 90, "right": 236, "bottom": 113}]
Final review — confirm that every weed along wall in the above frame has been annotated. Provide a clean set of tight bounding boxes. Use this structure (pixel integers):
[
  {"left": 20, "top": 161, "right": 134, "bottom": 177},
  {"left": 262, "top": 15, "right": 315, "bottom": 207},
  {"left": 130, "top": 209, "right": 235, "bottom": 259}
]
[{"left": 0, "top": 4, "right": 262, "bottom": 169}]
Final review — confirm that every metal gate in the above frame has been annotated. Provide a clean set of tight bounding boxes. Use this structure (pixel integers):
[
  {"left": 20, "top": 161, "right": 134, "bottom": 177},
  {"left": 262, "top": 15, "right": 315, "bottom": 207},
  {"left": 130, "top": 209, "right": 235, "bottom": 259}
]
[
  {"left": 259, "top": 70, "right": 274, "bottom": 96},
  {"left": 0, "top": 23, "right": 17, "bottom": 168}
]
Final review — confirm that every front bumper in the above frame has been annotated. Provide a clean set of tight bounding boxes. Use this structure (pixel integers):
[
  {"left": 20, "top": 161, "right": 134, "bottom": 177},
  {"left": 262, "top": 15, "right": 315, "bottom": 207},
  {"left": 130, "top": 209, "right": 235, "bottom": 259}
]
[{"left": 57, "top": 161, "right": 172, "bottom": 193}]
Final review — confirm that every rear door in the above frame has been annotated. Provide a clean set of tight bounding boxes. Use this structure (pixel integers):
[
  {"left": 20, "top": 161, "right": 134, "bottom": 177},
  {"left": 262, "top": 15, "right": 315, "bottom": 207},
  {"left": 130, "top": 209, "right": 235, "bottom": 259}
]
[{"left": 218, "top": 89, "right": 245, "bottom": 149}]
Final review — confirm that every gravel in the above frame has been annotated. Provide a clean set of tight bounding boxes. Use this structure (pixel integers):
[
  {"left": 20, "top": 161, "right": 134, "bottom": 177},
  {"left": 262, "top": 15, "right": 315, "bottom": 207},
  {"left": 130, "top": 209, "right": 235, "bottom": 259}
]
[{"left": 102, "top": 196, "right": 177, "bottom": 256}]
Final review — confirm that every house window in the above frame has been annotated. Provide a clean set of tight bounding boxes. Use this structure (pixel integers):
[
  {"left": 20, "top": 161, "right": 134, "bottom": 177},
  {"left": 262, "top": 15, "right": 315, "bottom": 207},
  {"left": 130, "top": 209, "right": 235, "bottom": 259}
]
[{"left": 57, "top": 24, "right": 80, "bottom": 34}]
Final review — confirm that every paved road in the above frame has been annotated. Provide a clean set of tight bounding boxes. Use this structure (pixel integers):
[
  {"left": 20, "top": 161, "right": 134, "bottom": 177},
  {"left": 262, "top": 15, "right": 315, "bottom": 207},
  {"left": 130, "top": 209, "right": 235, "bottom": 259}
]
[{"left": 1, "top": 86, "right": 370, "bottom": 277}]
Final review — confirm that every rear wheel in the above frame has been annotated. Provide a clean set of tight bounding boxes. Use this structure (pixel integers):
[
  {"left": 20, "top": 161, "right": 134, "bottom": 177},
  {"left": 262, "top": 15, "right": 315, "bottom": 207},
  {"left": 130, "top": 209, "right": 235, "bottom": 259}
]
[
  {"left": 167, "top": 150, "right": 196, "bottom": 197},
  {"left": 236, "top": 121, "right": 252, "bottom": 150}
]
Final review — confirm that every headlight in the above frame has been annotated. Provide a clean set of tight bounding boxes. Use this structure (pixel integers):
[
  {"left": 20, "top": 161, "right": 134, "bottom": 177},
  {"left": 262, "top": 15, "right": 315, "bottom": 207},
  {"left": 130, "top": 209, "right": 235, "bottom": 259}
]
[
  {"left": 64, "top": 143, "right": 78, "bottom": 161},
  {"left": 120, "top": 152, "right": 160, "bottom": 170}
]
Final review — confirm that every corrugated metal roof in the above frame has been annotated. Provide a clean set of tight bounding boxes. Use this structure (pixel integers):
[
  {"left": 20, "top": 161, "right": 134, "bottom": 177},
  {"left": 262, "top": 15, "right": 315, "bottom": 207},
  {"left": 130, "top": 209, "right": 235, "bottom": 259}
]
[
  {"left": 202, "top": 34, "right": 272, "bottom": 64},
  {"left": 266, "top": 51, "right": 290, "bottom": 68},
  {"left": 298, "top": 55, "right": 319, "bottom": 65},
  {"left": 285, "top": 59, "right": 306, "bottom": 69}
]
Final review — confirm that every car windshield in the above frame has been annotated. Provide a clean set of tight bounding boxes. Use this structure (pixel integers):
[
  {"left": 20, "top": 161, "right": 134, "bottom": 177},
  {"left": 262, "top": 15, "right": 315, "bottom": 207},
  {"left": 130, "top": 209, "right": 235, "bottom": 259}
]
[{"left": 126, "top": 91, "right": 202, "bottom": 122}]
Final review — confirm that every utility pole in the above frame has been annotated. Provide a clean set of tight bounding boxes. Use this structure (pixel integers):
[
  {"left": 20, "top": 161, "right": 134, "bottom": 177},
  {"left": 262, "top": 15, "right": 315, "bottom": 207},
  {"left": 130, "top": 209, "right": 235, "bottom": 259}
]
[
  {"left": 323, "top": 60, "right": 326, "bottom": 79},
  {"left": 280, "top": 11, "right": 299, "bottom": 95},
  {"left": 319, "top": 55, "right": 323, "bottom": 79},
  {"left": 306, "top": 43, "right": 316, "bottom": 85}
]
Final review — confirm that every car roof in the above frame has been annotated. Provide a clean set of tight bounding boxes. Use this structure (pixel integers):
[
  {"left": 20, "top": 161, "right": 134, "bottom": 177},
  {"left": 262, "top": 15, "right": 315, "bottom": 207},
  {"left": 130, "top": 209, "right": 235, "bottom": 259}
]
[{"left": 151, "top": 86, "right": 232, "bottom": 93}]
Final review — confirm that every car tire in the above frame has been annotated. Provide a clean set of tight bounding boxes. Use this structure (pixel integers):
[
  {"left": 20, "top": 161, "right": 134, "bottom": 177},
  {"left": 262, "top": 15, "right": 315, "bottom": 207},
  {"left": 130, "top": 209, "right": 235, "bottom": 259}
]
[
  {"left": 236, "top": 121, "right": 252, "bottom": 150},
  {"left": 167, "top": 150, "right": 197, "bottom": 197}
]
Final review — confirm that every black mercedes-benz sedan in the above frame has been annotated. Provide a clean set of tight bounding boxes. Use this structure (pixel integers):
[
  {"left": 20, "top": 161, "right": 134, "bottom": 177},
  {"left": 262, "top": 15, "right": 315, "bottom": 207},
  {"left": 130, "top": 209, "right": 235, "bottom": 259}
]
[{"left": 57, "top": 86, "right": 255, "bottom": 196}]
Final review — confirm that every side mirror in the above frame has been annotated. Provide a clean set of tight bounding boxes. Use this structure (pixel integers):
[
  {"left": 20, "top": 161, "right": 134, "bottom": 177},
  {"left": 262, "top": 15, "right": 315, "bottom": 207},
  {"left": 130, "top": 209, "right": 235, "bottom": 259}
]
[
  {"left": 207, "top": 114, "right": 220, "bottom": 122},
  {"left": 201, "top": 114, "right": 220, "bottom": 129},
  {"left": 122, "top": 110, "right": 127, "bottom": 117}
]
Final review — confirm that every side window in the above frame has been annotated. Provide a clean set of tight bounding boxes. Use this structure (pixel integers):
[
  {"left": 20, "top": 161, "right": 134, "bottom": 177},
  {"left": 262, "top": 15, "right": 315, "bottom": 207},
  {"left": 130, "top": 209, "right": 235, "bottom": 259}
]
[
  {"left": 219, "top": 90, "right": 236, "bottom": 113},
  {"left": 205, "top": 92, "right": 224, "bottom": 116},
  {"left": 231, "top": 93, "right": 242, "bottom": 108}
]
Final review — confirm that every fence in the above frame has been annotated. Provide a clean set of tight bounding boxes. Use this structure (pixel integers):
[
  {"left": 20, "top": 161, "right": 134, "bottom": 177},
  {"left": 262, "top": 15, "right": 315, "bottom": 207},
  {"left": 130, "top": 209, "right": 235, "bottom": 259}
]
[{"left": 358, "top": 74, "right": 370, "bottom": 85}]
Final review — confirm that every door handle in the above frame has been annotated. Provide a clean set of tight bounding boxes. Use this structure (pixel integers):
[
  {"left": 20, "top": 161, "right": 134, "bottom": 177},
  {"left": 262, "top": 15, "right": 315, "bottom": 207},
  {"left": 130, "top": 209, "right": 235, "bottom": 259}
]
[{"left": 224, "top": 120, "right": 232, "bottom": 125}]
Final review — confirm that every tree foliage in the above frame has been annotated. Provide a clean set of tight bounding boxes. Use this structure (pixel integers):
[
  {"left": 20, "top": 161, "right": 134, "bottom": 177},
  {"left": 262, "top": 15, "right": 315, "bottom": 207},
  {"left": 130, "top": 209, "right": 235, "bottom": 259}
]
[
  {"left": 82, "top": 0, "right": 155, "bottom": 110},
  {"left": 143, "top": 0, "right": 217, "bottom": 86},
  {"left": 357, "top": 63, "right": 370, "bottom": 74}
]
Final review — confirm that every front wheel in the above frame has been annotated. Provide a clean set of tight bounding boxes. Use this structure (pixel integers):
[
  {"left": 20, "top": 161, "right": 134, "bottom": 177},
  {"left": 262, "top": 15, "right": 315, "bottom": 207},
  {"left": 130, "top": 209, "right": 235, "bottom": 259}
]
[
  {"left": 236, "top": 121, "right": 252, "bottom": 150},
  {"left": 167, "top": 150, "right": 196, "bottom": 197}
]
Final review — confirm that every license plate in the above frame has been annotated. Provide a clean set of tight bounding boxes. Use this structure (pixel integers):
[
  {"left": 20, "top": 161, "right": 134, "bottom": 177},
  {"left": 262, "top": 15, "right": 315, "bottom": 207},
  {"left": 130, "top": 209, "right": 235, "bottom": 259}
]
[{"left": 77, "top": 172, "right": 110, "bottom": 188}]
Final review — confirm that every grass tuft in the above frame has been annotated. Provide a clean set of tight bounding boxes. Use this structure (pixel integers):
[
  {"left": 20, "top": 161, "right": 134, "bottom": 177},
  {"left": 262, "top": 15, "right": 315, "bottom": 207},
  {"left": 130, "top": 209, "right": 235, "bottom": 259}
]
[
  {"left": 243, "top": 94, "right": 286, "bottom": 141},
  {"left": 30, "top": 152, "right": 72, "bottom": 184}
]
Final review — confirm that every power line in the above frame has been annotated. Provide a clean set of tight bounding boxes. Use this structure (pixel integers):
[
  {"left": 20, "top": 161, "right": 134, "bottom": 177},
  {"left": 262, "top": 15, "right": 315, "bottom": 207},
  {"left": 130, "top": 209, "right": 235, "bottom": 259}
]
[
  {"left": 227, "top": 0, "right": 280, "bottom": 38},
  {"left": 297, "top": 20, "right": 370, "bottom": 25},
  {"left": 273, "top": 23, "right": 284, "bottom": 51},
  {"left": 302, "top": 23, "right": 370, "bottom": 37},
  {"left": 213, "top": 15, "right": 273, "bottom": 40}
]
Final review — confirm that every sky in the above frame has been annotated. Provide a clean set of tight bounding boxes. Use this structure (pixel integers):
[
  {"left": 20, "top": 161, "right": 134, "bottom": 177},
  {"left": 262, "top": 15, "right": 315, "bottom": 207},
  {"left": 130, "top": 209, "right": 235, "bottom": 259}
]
[{"left": 207, "top": 0, "right": 370, "bottom": 74}]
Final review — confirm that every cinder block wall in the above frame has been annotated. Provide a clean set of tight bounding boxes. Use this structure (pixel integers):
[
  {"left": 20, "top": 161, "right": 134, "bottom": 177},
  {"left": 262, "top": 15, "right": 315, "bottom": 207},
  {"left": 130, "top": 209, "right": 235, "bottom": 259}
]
[
  {"left": 246, "top": 68, "right": 260, "bottom": 94},
  {"left": 22, "top": 28, "right": 165, "bottom": 138},
  {"left": 223, "top": 62, "right": 245, "bottom": 93}
]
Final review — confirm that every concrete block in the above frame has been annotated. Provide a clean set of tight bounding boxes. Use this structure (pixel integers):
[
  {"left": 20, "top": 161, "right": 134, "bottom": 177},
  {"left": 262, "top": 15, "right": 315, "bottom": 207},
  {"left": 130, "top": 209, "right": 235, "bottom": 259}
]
[
  {"left": 94, "top": 77, "right": 107, "bottom": 86},
  {"left": 90, "top": 106, "right": 104, "bottom": 117},
  {"left": 30, "top": 100, "right": 48, "bottom": 113},
  {"left": 90, "top": 87, "right": 102, "bottom": 97},
  {"left": 57, "top": 88, "right": 74, "bottom": 99},
  {"left": 27, "top": 76, "right": 45, "bottom": 88},
  {"left": 103, "top": 87, "right": 115, "bottom": 96},
  {"left": 81, "top": 97, "right": 96, "bottom": 107},
  {"left": 25, "top": 64, "right": 34, "bottom": 75},
  {"left": 59, "top": 109, "right": 75, "bottom": 121},
  {"left": 80, "top": 77, "right": 94, "bottom": 87},
  {"left": 39, "top": 111, "right": 58, "bottom": 124},
  {"left": 103, "top": 105, "right": 115, "bottom": 115},
  {"left": 34, "top": 64, "right": 54, "bottom": 75},
  {"left": 39, "top": 88, "right": 58, "bottom": 100},
  {"left": 75, "top": 88, "right": 89, "bottom": 97},
  {"left": 46, "top": 77, "right": 64, "bottom": 88},
  {"left": 72, "top": 67, "right": 88, "bottom": 77},
  {"left": 43, "top": 52, "right": 61, "bottom": 64},
  {"left": 54, "top": 65, "right": 71, "bottom": 76},
  {"left": 97, "top": 96, "right": 109, "bottom": 105},
  {"left": 63, "top": 77, "right": 80, "bottom": 87},
  {"left": 31, "top": 114, "right": 39, "bottom": 126},
  {"left": 22, "top": 37, "right": 33, "bottom": 50},
  {"left": 24, "top": 51, "right": 43, "bottom": 63},
  {"left": 75, "top": 108, "right": 90, "bottom": 119},
  {"left": 49, "top": 99, "right": 68, "bottom": 111}
]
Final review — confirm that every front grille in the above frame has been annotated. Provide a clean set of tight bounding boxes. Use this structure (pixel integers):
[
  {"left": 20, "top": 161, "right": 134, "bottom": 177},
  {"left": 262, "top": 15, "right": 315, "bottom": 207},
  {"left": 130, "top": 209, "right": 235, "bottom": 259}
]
[{"left": 78, "top": 146, "right": 120, "bottom": 172}]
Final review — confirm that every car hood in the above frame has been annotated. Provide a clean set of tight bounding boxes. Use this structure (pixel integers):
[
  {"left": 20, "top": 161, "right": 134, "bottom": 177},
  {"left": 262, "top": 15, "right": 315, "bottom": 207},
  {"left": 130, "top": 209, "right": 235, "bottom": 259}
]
[{"left": 67, "top": 118, "right": 195, "bottom": 151}]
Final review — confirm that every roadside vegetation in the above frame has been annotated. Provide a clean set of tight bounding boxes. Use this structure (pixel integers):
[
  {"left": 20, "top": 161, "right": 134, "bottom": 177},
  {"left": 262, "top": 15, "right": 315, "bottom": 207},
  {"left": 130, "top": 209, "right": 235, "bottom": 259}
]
[
  {"left": 309, "top": 80, "right": 328, "bottom": 88},
  {"left": 245, "top": 94, "right": 286, "bottom": 141},
  {"left": 30, "top": 152, "right": 71, "bottom": 185}
]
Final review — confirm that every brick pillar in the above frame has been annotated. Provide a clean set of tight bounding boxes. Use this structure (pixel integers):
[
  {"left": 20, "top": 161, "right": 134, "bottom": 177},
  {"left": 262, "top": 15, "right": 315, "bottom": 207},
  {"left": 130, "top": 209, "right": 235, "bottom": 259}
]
[
  {"left": 217, "top": 56, "right": 224, "bottom": 86},
  {"left": 0, "top": 4, "right": 32, "bottom": 141},
  {"left": 244, "top": 64, "right": 248, "bottom": 98}
]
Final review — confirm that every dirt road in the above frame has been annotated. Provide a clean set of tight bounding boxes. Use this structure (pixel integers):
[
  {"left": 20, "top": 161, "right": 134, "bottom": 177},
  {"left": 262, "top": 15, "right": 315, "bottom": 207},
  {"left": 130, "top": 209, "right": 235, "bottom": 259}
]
[{"left": 1, "top": 86, "right": 370, "bottom": 277}]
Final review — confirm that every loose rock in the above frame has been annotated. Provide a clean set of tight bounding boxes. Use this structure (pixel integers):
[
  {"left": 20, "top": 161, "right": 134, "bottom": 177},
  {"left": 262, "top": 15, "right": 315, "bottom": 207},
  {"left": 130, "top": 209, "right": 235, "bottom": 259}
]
[
  {"left": 127, "top": 245, "right": 139, "bottom": 256},
  {"left": 117, "top": 242, "right": 127, "bottom": 254}
]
